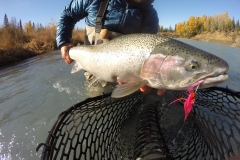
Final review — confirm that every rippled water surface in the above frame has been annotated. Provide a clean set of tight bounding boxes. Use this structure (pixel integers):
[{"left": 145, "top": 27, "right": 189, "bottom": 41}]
[{"left": 0, "top": 40, "right": 239, "bottom": 159}]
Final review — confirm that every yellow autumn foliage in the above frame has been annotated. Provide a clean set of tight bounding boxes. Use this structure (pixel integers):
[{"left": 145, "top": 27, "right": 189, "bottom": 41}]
[{"left": 176, "top": 12, "right": 238, "bottom": 38}]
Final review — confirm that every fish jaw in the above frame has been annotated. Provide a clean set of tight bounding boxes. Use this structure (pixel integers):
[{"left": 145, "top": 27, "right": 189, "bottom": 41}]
[
  {"left": 178, "top": 70, "right": 229, "bottom": 90},
  {"left": 196, "top": 73, "right": 228, "bottom": 89}
]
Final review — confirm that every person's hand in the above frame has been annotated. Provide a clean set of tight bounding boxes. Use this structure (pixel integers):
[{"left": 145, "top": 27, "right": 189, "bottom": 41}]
[
  {"left": 118, "top": 82, "right": 165, "bottom": 96},
  {"left": 140, "top": 85, "right": 165, "bottom": 96},
  {"left": 60, "top": 43, "right": 74, "bottom": 64}
]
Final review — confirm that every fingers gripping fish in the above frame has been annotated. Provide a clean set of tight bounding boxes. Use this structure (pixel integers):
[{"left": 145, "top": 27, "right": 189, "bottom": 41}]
[{"left": 69, "top": 34, "right": 229, "bottom": 98}]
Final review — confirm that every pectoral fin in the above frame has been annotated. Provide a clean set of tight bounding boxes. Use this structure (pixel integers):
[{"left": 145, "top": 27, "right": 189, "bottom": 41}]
[
  {"left": 71, "top": 62, "right": 83, "bottom": 73},
  {"left": 111, "top": 75, "right": 147, "bottom": 98}
]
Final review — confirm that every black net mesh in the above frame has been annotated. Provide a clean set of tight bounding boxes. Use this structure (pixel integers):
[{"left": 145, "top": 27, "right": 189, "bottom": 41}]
[
  {"left": 37, "top": 92, "right": 144, "bottom": 160},
  {"left": 166, "top": 87, "right": 240, "bottom": 160},
  {"left": 37, "top": 87, "right": 240, "bottom": 160}
]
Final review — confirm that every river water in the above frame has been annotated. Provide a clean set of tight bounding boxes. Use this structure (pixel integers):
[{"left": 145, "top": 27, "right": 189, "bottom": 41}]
[{"left": 0, "top": 40, "right": 239, "bottom": 159}]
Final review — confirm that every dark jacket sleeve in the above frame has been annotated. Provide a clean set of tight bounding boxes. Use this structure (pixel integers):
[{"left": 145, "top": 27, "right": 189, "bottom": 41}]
[
  {"left": 56, "top": 0, "right": 88, "bottom": 48},
  {"left": 140, "top": 7, "right": 159, "bottom": 34}
]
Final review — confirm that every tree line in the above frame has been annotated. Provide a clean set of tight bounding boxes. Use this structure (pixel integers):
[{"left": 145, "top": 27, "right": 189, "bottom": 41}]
[
  {"left": 175, "top": 12, "right": 240, "bottom": 38},
  {"left": 0, "top": 14, "right": 57, "bottom": 54},
  {"left": 0, "top": 14, "right": 84, "bottom": 55}
]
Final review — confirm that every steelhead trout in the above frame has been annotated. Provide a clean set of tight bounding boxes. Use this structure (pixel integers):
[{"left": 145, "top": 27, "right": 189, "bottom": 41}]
[{"left": 69, "top": 34, "right": 229, "bottom": 98}]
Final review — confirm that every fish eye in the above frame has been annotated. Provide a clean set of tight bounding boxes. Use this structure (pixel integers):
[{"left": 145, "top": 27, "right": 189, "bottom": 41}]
[{"left": 188, "top": 61, "right": 199, "bottom": 71}]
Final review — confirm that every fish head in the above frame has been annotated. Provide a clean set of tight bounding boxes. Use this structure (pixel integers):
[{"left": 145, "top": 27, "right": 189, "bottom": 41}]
[{"left": 141, "top": 39, "right": 229, "bottom": 90}]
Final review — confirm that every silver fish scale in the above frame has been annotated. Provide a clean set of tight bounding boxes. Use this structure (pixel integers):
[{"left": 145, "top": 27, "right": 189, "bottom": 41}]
[
  {"left": 100, "top": 34, "right": 158, "bottom": 53},
  {"left": 88, "top": 34, "right": 161, "bottom": 78}
]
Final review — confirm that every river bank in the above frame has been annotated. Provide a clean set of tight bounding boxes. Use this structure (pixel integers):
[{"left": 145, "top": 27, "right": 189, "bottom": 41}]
[
  {"left": 160, "top": 31, "right": 240, "bottom": 48},
  {"left": 191, "top": 31, "right": 240, "bottom": 48},
  {"left": 0, "top": 48, "right": 36, "bottom": 67},
  {"left": 0, "top": 38, "right": 58, "bottom": 68},
  {"left": 0, "top": 46, "right": 55, "bottom": 68},
  {"left": 0, "top": 25, "right": 85, "bottom": 68}
]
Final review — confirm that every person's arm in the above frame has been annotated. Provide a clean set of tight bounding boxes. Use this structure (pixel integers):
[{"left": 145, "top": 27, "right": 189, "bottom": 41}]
[{"left": 56, "top": 0, "right": 88, "bottom": 63}]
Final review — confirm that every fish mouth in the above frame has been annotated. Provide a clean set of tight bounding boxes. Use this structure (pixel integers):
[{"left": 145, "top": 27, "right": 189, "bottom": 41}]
[
  {"left": 180, "top": 67, "right": 229, "bottom": 90},
  {"left": 192, "top": 69, "right": 229, "bottom": 89},
  {"left": 198, "top": 73, "right": 228, "bottom": 88}
]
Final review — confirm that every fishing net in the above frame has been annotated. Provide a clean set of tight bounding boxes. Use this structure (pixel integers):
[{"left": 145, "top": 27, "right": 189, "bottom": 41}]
[{"left": 37, "top": 87, "right": 240, "bottom": 160}]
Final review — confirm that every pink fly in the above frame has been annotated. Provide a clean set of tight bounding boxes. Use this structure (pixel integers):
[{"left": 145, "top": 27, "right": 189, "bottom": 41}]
[{"left": 169, "top": 81, "right": 203, "bottom": 121}]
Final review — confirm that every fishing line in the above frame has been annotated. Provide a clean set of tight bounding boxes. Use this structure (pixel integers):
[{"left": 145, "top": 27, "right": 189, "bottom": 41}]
[
  {"left": 171, "top": 121, "right": 186, "bottom": 145},
  {"left": 171, "top": 91, "right": 188, "bottom": 146},
  {"left": 171, "top": 83, "right": 201, "bottom": 146},
  {"left": 195, "top": 83, "right": 200, "bottom": 93}
]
